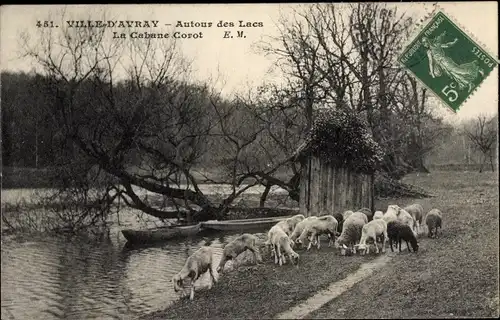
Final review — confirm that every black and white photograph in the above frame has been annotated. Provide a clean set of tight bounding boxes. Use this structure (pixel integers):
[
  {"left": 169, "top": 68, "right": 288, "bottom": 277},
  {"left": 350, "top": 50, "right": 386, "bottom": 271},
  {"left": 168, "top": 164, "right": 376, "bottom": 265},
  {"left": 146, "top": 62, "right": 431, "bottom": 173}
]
[{"left": 1, "top": 3, "right": 498, "bottom": 319}]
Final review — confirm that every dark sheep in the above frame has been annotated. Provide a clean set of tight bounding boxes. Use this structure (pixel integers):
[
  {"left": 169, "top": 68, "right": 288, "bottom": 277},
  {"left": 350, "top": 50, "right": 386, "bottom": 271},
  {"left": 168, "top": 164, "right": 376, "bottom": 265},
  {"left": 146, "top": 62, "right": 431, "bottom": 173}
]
[
  {"left": 387, "top": 220, "right": 419, "bottom": 253},
  {"left": 358, "top": 207, "right": 373, "bottom": 221},
  {"left": 334, "top": 213, "right": 344, "bottom": 235},
  {"left": 426, "top": 209, "right": 443, "bottom": 238}
]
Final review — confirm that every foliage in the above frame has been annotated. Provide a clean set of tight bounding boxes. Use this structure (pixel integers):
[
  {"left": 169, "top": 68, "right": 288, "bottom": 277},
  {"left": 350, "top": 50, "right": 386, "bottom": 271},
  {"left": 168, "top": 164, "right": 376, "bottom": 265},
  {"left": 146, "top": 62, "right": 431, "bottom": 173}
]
[{"left": 298, "top": 108, "right": 384, "bottom": 174}]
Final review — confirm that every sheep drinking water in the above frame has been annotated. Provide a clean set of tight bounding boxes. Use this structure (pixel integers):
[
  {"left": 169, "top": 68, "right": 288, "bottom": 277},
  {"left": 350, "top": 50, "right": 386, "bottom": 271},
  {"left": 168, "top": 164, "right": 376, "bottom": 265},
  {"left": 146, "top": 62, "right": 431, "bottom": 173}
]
[{"left": 172, "top": 246, "right": 218, "bottom": 300}]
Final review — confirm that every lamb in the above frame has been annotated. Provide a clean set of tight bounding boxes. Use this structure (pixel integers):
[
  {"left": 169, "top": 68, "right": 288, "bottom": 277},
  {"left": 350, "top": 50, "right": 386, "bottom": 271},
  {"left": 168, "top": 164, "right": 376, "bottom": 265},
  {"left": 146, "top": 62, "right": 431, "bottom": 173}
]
[
  {"left": 404, "top": 204, "right": 424, "bottom": 234},
  {"left": 354, "top": 219, "right": 388, "bottom": 255},
  {"left": 425, "top": 209, "right": 443, "bottom": 238},
  {"left": 216, "top": 233, "right": 263, "bottom": 273},
  {"left": 334, "top": 214, "right": 366, "bottom": 255},
  {"left": 357, "top": 207, "right": 373, "bottom": 221},
  {"left": 373, "top": 210, "right": 384, "bottom": 220},
  {"left": 296, "top": 215, "right": 338, "bottom": 251},
  {"left": 273, "top": 214, "right": 305, "bottom": 236},
  {"left": 387, "top": 221, "right": 419, "bottom": 253},
  {"left": 172, "top": 246, "right": 218, "bottom": 300},
  {"left": 266, "top": 225, "right": 299, "bottom": 266}
]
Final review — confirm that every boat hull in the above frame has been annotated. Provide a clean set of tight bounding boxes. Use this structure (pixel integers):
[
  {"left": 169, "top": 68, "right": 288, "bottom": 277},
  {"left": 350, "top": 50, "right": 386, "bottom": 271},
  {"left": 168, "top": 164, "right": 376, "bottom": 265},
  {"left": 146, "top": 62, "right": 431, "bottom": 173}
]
[
  {"left": 200, "top": 216, "right": 291, "bottom": 231},
  {"left": 121, "top": 223, "right": 202, "bottom": 244},
  {"left": 121, "top": 215, "right": 293, "bottom": 244}
]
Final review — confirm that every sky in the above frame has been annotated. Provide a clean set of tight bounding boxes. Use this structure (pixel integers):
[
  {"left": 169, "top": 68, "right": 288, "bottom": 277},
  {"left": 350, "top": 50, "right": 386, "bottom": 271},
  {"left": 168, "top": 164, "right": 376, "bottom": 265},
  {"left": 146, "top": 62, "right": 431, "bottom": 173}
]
[{"left": 1, "top": 3, "right": 498, "bottom": 122}]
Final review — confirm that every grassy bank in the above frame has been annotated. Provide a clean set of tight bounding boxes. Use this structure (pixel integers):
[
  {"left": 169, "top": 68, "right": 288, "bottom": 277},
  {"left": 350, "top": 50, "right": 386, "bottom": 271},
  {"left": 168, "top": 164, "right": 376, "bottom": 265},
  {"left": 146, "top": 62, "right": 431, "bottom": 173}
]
[
  {"left": 310, "top": 171, "right": 499, "bottom": 319},
  {"left": 141, "top": 247, "right": 372, "bottom": 320},
  {"left": 140, "top": 171, "right": 499, "bottom": 319}
]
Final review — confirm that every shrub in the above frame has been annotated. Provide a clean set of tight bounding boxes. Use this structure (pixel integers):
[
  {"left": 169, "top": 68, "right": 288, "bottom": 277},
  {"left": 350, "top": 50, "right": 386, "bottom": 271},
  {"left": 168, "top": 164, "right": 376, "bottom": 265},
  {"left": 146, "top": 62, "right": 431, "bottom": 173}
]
[{"left": 297, "top": 109, "right": 384, "bottom": 174}]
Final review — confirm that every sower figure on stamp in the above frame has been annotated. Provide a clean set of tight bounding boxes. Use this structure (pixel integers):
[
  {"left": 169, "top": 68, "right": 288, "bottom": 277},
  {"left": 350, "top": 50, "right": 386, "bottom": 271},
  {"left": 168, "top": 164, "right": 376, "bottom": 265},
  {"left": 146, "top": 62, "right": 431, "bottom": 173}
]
[{"left": 422, "top": 31, "right": 485, "bottom": 92}]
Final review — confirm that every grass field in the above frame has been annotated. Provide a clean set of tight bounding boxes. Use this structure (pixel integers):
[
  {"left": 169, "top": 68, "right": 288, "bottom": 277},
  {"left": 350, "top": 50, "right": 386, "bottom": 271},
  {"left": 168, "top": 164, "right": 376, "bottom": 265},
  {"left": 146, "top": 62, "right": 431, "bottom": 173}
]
[{"left": 141, "top": 170, "right": 499, "bottom": 319}]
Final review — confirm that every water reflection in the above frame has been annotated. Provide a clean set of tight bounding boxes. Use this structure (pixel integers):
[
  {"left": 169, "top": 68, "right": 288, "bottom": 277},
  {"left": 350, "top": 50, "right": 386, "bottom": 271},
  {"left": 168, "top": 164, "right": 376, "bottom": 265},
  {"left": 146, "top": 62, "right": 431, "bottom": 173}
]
[{"left": 1, "top": 230, "right": 267, "bottom": 320}]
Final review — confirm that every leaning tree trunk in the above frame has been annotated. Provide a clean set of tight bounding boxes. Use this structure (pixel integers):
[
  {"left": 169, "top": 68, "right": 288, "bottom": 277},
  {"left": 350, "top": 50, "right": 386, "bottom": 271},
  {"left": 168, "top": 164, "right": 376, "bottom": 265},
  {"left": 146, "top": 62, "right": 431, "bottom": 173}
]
[{"left": 259, "top": 183, "right": 272, "bottom": 207}]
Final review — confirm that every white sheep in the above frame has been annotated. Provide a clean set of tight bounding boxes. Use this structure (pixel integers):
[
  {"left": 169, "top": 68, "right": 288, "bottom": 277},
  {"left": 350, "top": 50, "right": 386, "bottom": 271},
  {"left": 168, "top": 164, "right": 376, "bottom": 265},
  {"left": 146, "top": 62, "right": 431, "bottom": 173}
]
[
  {"left": 342, "top": 210, "right": 354, "bottom": 220},
  {"left": 266, "top": 225, "right": 299, "bottom": 266},
  {"left": 273, "top": 214, "right": 306, "bottom": 236},
  {"left": 383, "top": 205, "right": 399, "bottom": 224},
  {"left": 172, "top": 246, "right": 217, "bottom": 300},
  {"left": 354, "top": 219, "right": 388, "bottom": 255},
  {"left": 216, "top": 233, "right": 263, "bottom": 273},
  {"left": 373, "top": 210, "right": 384, "bottom": 220},
  {"left": 334, "top": 214, "right": 366, "bottom": 255},
  {"left": 289, "top": 216, "right": 319, "bottom": 243},
  {"left": 296, "top": 215, "right": 338, "bottom": 251},
  {"left": 265, "top": 225, "right": 286, "bottom": 260},
  {"left": 404, "top": 204, "right": 424, "bottom": 234},
  {"left": 351, "top": 211, "right": 369, "bottom": 224}
]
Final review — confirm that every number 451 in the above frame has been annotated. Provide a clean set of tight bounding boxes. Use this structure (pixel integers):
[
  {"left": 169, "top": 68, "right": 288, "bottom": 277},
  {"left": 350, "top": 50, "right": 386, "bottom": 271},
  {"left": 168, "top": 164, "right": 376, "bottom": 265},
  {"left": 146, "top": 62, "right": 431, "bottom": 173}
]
[
  {"left": 442, "top": 83, "right": 459, "bottom": 102},
  {"left": 36, "top": 21, "right": 56, "bottom": 28}
]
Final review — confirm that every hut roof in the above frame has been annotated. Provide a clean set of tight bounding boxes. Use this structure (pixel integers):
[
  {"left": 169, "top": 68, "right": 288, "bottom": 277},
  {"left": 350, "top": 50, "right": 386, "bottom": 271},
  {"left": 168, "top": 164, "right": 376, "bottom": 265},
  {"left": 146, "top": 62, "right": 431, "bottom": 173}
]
[{"left": 294, "top": 108, "right": 384, "bottom": 174}]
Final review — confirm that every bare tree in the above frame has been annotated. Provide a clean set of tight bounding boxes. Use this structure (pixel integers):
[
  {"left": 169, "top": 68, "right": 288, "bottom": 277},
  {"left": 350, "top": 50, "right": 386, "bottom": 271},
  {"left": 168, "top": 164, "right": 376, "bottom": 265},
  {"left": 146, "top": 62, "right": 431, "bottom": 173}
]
[
  {"left": 21, "top": 10, "right": 226, "bottom": 221},
  {"left": 235, "top": 83, "right": 309, "bottom": 205},
  {"left": 257, "top": 3, "right": 442, "bottom": 183},
  {"left": 463, "top": 114, "right": 498, "bottom": 172},
  {"left": 20, "top": 8, "right": 305, "bottom": 222}
]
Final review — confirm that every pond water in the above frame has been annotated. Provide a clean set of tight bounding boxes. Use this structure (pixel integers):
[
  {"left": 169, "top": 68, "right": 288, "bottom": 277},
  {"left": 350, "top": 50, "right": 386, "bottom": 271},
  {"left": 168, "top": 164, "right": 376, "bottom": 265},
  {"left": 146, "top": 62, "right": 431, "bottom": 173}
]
[{"left": 1, "top": 188, "right": 275, "bottom": 320}]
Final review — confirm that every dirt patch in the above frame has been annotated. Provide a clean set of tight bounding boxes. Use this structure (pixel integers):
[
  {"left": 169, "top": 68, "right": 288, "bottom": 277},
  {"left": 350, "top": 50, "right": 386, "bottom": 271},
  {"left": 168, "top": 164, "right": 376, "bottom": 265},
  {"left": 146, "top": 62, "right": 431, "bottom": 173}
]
[
  {"left": 310, "top": 171, "right": 499, "bottom": 319},
  {"left": 276, "top": 254, "right": 392, "bottom": 319}
]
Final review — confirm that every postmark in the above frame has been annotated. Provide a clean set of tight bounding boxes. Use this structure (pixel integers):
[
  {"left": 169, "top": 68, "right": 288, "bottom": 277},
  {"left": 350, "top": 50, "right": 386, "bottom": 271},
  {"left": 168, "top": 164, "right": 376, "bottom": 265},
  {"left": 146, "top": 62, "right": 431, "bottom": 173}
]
[{"left": 398, "top": 10, "right": 499, "bottom": 113}]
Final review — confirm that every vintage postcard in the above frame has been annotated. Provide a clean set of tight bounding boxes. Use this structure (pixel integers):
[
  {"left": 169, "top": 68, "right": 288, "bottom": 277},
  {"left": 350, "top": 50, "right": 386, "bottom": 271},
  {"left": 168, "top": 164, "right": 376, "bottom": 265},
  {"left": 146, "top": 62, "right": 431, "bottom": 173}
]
[{"left": 1, "top": 3, "right": 498, "bottom": 320}]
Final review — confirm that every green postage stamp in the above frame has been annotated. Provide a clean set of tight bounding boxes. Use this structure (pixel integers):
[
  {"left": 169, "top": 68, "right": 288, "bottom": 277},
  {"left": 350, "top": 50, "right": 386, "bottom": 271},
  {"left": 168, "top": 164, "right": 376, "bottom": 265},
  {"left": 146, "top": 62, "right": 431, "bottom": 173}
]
[{"left": 398, "top": 10, "right": 498, "bottom": 112}]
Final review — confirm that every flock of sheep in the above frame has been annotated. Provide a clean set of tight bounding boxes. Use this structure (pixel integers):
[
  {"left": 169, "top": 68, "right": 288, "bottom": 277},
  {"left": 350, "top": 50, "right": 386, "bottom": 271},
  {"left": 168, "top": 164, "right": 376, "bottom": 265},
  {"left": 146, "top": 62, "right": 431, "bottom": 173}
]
[{"left": 172, "top": 204, "right": 443, "bottom": 300}]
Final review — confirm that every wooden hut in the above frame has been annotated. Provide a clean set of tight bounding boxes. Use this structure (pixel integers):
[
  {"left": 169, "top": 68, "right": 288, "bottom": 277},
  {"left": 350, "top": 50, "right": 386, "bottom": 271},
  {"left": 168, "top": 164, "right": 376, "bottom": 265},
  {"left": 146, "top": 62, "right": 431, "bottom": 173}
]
[{"left": 294, "top": 109, "right": 383, "bottom": 217}]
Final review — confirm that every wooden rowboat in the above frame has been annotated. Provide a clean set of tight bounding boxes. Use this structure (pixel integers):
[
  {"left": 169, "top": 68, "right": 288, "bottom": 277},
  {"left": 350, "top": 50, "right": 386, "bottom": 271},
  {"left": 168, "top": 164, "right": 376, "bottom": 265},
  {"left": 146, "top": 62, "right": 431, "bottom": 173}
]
[
  {"left": 121, "top": 223, "right": 203, "bottom": 244},
  {"left": 201, "top": 216, "right": 291, "bottom": 232}
]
